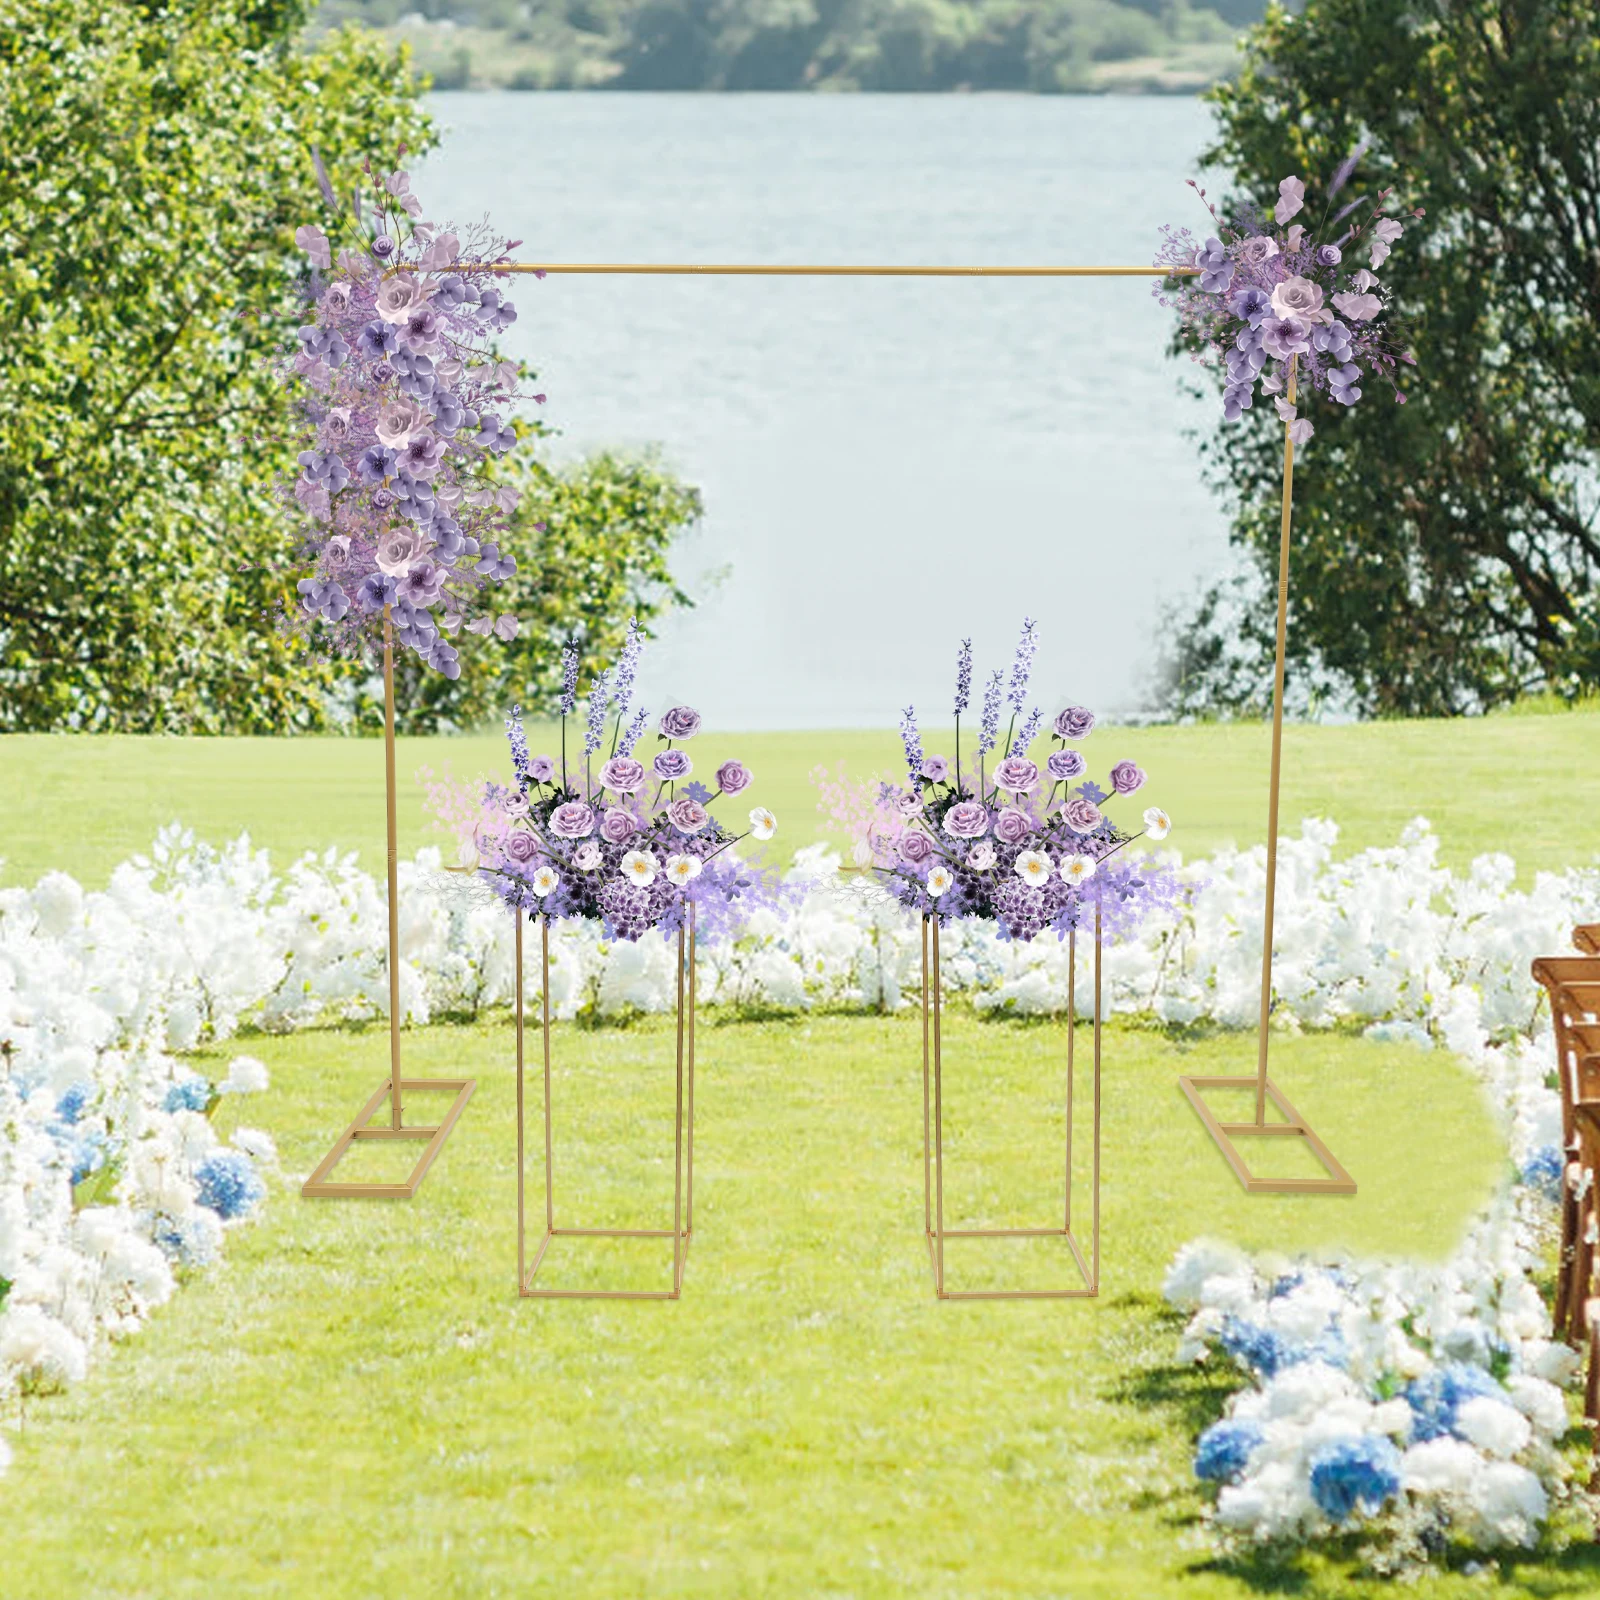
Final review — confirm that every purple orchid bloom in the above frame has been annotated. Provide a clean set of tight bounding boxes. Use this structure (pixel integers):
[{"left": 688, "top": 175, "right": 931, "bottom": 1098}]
[
  {"left": 356, "top": 320, "right": 399, "bottom": 360},
  {"left": 1329, "top": 364, "right": 1363, "bottom": 405},
  {"left": 356, "top": 445, "right": 397, "bottom": 484},
  {"left": 1196, "top": 237, "right": 1235, "bottom": 295},
  {"left": 476, "top": 414, "right": 517, "bottom": 454},
  {"left": 475, "top": 542, "right": 517, "bottom": 581},
  {"left": 357, "top": 572, "right": 399, "bottom": 613},
  {"left": 1227, "top": 286, "right": 1271, "bottom": 328}
]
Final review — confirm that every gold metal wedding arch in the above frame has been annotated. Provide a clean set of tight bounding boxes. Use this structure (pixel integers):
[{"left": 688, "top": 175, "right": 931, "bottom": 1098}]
[{"left": 302, "top": 255, "right": 1352, "bottom": 1204}]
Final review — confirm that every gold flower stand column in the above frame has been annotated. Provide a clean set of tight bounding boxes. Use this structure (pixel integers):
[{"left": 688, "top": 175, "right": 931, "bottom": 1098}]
[
  {"left": 515, "top": 906, "right": 695, "bottom": 1300},
  {"left": 1177, "top": 358, "right": 1355, "bottom": 1196},
  {"left": 301, "top": 613, "right": 475, "bottom": 1199},
  {"left": 921, "top": 912, "right": 1101, "bottom": 1300}
]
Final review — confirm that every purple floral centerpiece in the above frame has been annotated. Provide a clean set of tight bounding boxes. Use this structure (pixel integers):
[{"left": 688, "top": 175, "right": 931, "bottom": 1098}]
[
  {"left": 1155, "top": 150, "right": 1422, "bottom": 444},
  {"left": 822, "top": 621, "right": 1187, "bottom": 943},
  {"left": 435, "top": 621, "right": 781, "bottom": 942},
  {"left": 275, "top": 151, "right": 542, "bottom": 677}
]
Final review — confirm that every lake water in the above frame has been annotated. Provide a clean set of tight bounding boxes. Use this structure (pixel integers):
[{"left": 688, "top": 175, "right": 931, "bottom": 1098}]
[{"left": 420, "top": 92, "right": 1226, "bottom": 729}]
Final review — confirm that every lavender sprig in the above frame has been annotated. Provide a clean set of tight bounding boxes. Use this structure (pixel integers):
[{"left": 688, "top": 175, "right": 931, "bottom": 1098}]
[
  {"left": 1010, "top": 707, "right": 1043, "bottom": 757},
  {"left": 976, "top": 669, "right": 1003, "bottom": 758},
  {"left": 899, "top": 706, "right": 924, "bottom": 787},
  {"left": 583, "top": 668, "right": 612, "bottom": 757},
  {"left": 559, "top": 639, "right": 580, "bottom": 717},
  {"left": 610, "top": 618, "right": 645, "bottom": 751},
  {"left": 953, "top": 638, "right": 972, "bottom": 717},
  {"left": 617, "top": 705, "right": 649, "bottom": 758},
  {"left": 505, "top": 702, "right": 529, "bottom": 785},
  {"left": 1008, "top": 618, "right": 1037, "bottom": 714}
]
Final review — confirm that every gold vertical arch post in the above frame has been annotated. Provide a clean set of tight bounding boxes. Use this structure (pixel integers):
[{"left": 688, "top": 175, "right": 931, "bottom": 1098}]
[{"left": 302, "top": 610, "right": 476, "bottom": 1199}]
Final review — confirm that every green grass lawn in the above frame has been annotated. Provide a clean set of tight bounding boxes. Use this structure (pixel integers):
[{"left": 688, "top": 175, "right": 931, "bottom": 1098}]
[
  {"left": 3, "top": 703, "right": 1597, "bottom": 888},
  {"left": 13, "top": 1008, "right": 1595, "bottom": 1600}
]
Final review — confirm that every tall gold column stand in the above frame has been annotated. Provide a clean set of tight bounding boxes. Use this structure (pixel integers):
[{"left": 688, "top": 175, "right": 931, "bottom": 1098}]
[
  {"left": 516, "top": 904, "right": 696, "bottom": 1299},
  {"left": 1178, "top": 358, "right": 1356, "bottom": 1195},
  {"left": 923, "top": 912, "right": 1101, "bottom": 1299},
  {"left": 302, "top": 610, "right": 476, "bottom": 1198}
]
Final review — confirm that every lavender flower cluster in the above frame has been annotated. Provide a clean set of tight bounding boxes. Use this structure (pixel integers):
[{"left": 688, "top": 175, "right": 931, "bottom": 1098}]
[
  {"left": 276, "top": 155, "right": 543, "bottom": 678},
  {"left": 865, "top": 623, "right": 1186, "bottom": 943},
  {"left": 463, "top": 630, "right": 783, "bottom": 943},
  {"left": 1155, "top": 153, "right": 1421, "bottom": 444}
]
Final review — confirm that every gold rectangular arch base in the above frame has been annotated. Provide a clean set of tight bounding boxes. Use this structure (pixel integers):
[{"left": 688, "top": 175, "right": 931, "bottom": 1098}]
[
  {"left": 1178, "top": 1074, "right": 1356, "bottom": 1195},
  {"left": 301, "top": 1077, "right": 476, "bottom": 1199}
]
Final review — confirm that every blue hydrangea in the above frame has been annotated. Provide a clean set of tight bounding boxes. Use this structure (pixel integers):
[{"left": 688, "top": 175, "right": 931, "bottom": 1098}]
[
  {"left": 1308, "top": 1435, "right": 1402, "bottom": 1521},
  {"left": 55, "top": 1082, "right": 94, "bottom": 1123},
  {"left": 164, "top": 1077, "right": 213, "bottom": 1114},
  {"left": 1195, "top": 1419, "right": 1264, "bottom": 1484},
  {"left": 1520, "top": 1145, "right": 1565, "bottom": 1204},
  {"left": 1220, "top": 1317, "right": 1294, "bottom": 1378},
  {"left": 193, "top": 1152, "right": 266, "bottom": 1221},
  {"left": 68, "top": 1132, "right": 107, "bottom": 1187},
  {"left": 1405, "top": 1362, "right": 1502, "bottom": 1442}
]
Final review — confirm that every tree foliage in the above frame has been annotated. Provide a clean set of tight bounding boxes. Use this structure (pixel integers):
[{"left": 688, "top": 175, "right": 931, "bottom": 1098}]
[
  {"left": 1165, "top": 0, "right": 1600, "bottom": 718},
  {"left": 0, "top": 0, "right": 433, "bottom": 730}
]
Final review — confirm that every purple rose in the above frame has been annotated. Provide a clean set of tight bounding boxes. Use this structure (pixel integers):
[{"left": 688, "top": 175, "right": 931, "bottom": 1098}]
[
  {"left": 993, "top": 809, "right": 1033, "bottom": 846},
  {"left": 1235, "top": 235, "right": 1279, "bottom": 271},
  {"left": 1315, "top": 243, "right": 1342, "bottom": 268},
  {"left": 527, "top": 755, "right": 555, "bottom": 783},
  {"left": 993, "top": 756, "right": 1039, "bottom": 795},
  {"left": 668, "top": 797, "right": 710, "bottom": 835},
  {"left": 549, "top": 802, "right": 595, "bottom": 839},
  {"left": 1270, "top": 275, "right": 1325, "bottom": 322},
  {"left": 1062, "top": 796, "right": 1103, "bottom": 836},
  {"left": 941, "top": 801, "right": 988, "bottom": 840},
  {"left": 658, "top": 706, "right": 702, "bottom": 740},
  {"left": 920, "top": 755, "right": 949, "bottom": 783},
  {"left": 1109, "top": 760, "right": 1147, "bottom": 796},
  {"left": 715, "top": 760, "right": 751, "bottom": 796},
  {"left": 653, "top": 749, "right": 692, "bottom": 781},
  {"left": 599, "top": 756, "right": 646, "bottom": 794},
  {"left": 1054, "top": 706, "right": 1095, "bottom": 740},
  {"left": 504, "top": 831, "right": 539, "bottom": 864},
  {"left": 898, "top": 831, "right": 935, "bottom": 866},
  {"left": 600, "top": 808, "right": 637, "bottom": 845},
  {"left": 1047, "top": 749, "right": 1086, "bottom": 781}
]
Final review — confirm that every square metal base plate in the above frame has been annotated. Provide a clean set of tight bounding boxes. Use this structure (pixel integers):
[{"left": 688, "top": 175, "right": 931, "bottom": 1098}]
[
  {"left": 301, "top": 1077, "right": 476, "bottom": 1199},
  {"left": 1178, "top": 1074, "right": 1356, "bottom": 1195}
]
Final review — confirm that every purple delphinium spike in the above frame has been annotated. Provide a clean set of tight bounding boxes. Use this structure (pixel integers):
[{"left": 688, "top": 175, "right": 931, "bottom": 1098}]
[
  {"left": 1007, "top": 618, "right": 1037, "bottom": 714},
  {"left": 977, "top": 669, "right": 1004, "bottom": 758},
  {"left": 583, "top": 668, "right": 612, "bottom": 757},
  {"left": 953, "top": 638, "right": 972, "bottom": 718},
  {"left": 611, "top": 617, "right": 644, "bottom": 727},
  {"left": 617, "top": 705, "right": 650, "bottom": 758},
  {"left": 559, "top": 639, "right": 580, "bottom": 716},
  {"left": 1010, "top": 707, "right": 1043, "bottom": 757},
  {"left": 504, "top": 703, "right": 530, "bottom": 785},
  {"left": 899, "top": 706, "right": 924, "bottom": 786}
]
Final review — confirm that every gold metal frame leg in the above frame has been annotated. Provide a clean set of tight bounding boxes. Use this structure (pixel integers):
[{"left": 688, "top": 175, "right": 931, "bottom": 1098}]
[
  {"left": 517, "top": 907, "right": 696, "bottom": 1299},
  {"left": 303, "top": 613, "right": 475, "bottom": 1199},
  {"left": 922, "top": 913, "right": 1102, "bottom": 1299}
]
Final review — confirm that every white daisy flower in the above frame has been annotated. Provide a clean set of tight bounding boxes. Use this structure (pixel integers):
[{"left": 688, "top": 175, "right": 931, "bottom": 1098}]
[
  {"left": 530, "top": 864, "right": 560, "bottom": 898},
  {"left": 926, "top": 864, "right": 954, "bottom": 898},
  {"left": 1059, "top": 853, "right": 1097, "bottom": 887},
  {"left": 665, "top": 853, "right": 703, "bottom": 887},
  {"left": 1143, "top": 806, "right": 1171, "bottom": 840},
  {"left": 966, "top": 842, "right": 996, "bottom": 871},
  {"left": 748, "top": 806, "right": 777, "bottom": 841},
  {"left": 1014, "top": 850, "right": 1052, "bottom": 887},
  {"left": 620, "top": 849, "right": 658, "bottom": 888}
]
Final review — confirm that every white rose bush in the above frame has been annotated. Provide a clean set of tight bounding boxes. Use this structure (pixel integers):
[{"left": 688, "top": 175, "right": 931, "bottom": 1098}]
[{"left": 2, "top": 812, "right": 1596, "bottom": 1539}]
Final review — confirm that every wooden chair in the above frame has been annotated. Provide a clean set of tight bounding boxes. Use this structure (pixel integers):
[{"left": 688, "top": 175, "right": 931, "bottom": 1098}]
[
  {"left": 1574, "top": 925, "right": 1600, "bottom": 956},
  {"left": 1531, "top": 956, "right": 1600, "bottom": 1342},
  {"left": 1572, "top": 1099, "right": 1600, "bottom": 1481}
]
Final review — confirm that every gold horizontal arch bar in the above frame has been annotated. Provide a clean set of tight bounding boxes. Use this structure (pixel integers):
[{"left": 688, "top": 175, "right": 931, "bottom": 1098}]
[{"left": 497, "top": 263, "right": 1199, "bottom": 278}]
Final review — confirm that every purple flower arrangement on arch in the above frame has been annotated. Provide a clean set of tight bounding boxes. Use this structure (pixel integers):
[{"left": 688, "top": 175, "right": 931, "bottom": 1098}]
[
  {"left": 274, "top": 151, "right": 542, "bottom": 678},
  {"left": 444, "top": 623, "right": 782, "bottom": 943},
  {"left": 1154, "top": 150, "right": 1422, "bottom": 444},
  {"left": 838, "top": 621, "right": 1189, "bottom": 943}
]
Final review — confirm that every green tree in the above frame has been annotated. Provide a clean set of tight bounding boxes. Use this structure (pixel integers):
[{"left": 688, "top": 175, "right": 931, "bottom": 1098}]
[
  {"left": 379, "top": 450, "right": 701, "bottom": 733},
  {"left": 1164, "top": 0, "right": 1600, "bottom": 718},
  {"left": 0, "top": 0, "right": 433, "bottom": 731}
]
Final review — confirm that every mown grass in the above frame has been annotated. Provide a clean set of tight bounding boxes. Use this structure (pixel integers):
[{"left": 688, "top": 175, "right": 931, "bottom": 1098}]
[
  {"left": 3, "top": 703, "right": 1597, "bottom": 889},
  {"left": 9, "top": 1004, "right": 1600, "bottom": 1599}
]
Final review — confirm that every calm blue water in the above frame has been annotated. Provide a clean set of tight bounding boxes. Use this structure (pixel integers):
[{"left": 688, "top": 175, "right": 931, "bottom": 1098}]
[{"left": 420, "top": 92, "right": 1224, "bottom": 728}]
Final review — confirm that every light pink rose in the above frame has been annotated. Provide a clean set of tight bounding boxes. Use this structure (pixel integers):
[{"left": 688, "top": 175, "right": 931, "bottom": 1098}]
[
  {"left": 375, "top": 398, "right": 428, "bottom": 449},
  {"left": 993, "top": 809, "right": 1032, "bottom": 846},
  {"left": 375, "top": 528, "right": 424, "bottom": 576},
  {"left": 898, "top": 831, "right": 934, "bottom": 866},
  {"left": 375, "top": 273, "right": 430, "bottom": 326},
  {"left": 504, "top": 831, "right": 539, "bottom": 865},
  {"left": 1062, "top": 796, "right": 1103, "bottom": 835},
  {"left": 1236, "top": 235, "right": 1278, "bottom": 270},
  {"left": 668, "top": 797, "right": 710, "bottom": 835},
  {"left": 1269, "top": 275, "right": 1325, "bottom": 323}
]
